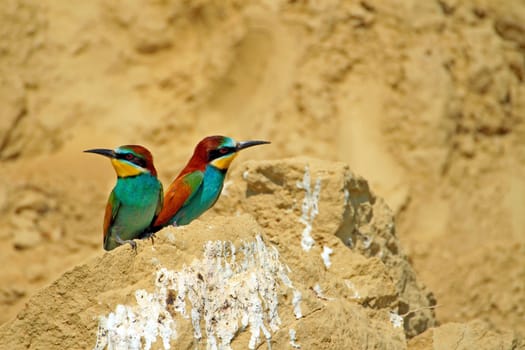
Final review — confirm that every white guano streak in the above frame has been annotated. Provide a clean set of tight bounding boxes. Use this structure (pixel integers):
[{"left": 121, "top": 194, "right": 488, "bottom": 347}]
[
  {"left": 95, "top": 236, "right": 301, "bottom": 350},
  {"left": 296, "top": 166, "right": 321, "bottom": 252}
]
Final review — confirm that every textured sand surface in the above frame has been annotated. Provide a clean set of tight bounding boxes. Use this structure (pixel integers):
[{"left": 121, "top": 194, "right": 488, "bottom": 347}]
[{"left": 1, "top": 0, "right": 525, "bottom": 348}]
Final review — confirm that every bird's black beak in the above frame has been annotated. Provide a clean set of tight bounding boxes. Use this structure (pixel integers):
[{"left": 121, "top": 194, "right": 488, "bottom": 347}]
[
  {"left": 236, "top": 140, "right": 271, "bottom": 151},
  {"left": 83, "top": 148, "right": 116, "bottom": 159}
]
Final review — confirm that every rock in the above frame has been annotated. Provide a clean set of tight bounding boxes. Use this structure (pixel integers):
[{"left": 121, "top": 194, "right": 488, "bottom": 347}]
[
  {"left": 408, "top": 320, "right": 525, "bottom": 350},
  {"left": 9, "top": 211, "right": 37, "bottom": 230},
  {"left": 37, "top": 215, "right": 64, "bottom": 242},
  {"left": 216, "top": 157, "right": 437, "bottom": 337},
  {"left": 12, "top": 229, "right": 42, "bottom": 250},
  {"left": 24, "top": 265, "right": 47, "bottom": 283},
  {"left": 0, "top": 215, "right": 410, "bottom": 349},
  {"left": 15, "top": 189, "right": 53, "bottom": 214},
  {"left": 0, "top": 287, "right": 26, "bottom": 306}
]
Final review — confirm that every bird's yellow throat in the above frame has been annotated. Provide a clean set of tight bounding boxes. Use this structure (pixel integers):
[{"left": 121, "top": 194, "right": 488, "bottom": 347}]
[
  {"left": 210, "top": 152, "right": 238, "bottom": 170},
  {"left": 111, "top": 159, "right": 143, "bottom": 177}
]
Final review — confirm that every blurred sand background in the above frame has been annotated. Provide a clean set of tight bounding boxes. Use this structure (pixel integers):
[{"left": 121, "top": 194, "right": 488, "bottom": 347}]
[{"left": 0, "top": 0, "right": 524, "bottom": 341}]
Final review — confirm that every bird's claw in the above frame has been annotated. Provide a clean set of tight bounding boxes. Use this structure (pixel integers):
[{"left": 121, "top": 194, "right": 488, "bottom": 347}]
[
  {"left": 116, "top": 234, "right": 137, "bottom": 253},
  {"left": 138, "top": 229, "right": 156, "bottom": 245},
  {"left": 148, "top": 232, "right": 156, "bottom": 245},
  {"left": 135, "top": 221, "right": 177, "bottom": 248}
]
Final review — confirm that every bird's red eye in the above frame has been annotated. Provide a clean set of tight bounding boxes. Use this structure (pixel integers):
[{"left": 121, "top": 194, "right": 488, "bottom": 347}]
[
  {"left": 219, "top": 148, "right": 228, "bottom": 154},
  {"left": 125, "top": 154, "right": 134, "bottom": 160}
]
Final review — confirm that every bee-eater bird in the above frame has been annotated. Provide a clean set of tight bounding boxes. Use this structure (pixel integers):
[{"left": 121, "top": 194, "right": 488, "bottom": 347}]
[
  {"left": 152, "top": 135, "right": 270, "bottom": 230},
  {"left": 84, "top": 145, "right": 163, "bottom": 251}
]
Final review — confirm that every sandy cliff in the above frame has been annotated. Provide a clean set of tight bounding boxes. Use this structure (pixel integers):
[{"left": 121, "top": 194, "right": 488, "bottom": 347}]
[{"left": 1, "top": 0, "right": 525, "bottom": 348}]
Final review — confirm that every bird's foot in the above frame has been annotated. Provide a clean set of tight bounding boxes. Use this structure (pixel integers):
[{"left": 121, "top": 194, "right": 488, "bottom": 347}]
[
  {"left": 115, "top": 235, "right": 137, "bottom": 253},
  {"left": 148, "top": 232, "right": 156, "bottom": 245},
  {"left": 138, "top": 228, "right": 157, "bottom": 245}
]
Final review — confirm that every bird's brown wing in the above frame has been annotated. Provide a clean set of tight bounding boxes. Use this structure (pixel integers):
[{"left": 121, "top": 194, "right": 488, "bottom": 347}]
[
  {"left": 103, "top": 190, "right": 120, "bottom": 246},
  {"left": 153, "top": 171, "right": 203, "bottom": 227}
]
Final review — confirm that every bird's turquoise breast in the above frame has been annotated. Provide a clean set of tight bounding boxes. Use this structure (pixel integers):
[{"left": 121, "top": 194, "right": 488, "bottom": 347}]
[
  {"left": 111, "top": 174, "right": 162, "bottom": 241},
  {"left": 173, "top": 165, "right": 225, "bottom": 225}
]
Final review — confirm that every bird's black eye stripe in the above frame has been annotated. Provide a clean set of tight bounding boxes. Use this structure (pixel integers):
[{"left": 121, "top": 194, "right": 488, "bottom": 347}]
[
  {"left": 134, "top": 157, "right": 146, "bottom": 168},
  {"left": 118, "top": 153, "right": 146, "bottom": 167},
  {"left": 208, "top": 147, "right": 236, "bottom": 161}
]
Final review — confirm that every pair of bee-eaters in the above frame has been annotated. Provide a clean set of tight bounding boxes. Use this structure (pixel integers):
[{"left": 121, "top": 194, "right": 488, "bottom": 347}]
[{"left": 85, "top": 136, "right": 269, "bottom": 251}]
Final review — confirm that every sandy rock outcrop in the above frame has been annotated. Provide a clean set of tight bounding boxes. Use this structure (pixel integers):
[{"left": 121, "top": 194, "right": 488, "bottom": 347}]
[
  {"left": 0, "top": 158, "right": 432, "bottom": 349},
  {"left": 0, "top": 215, "right": 407, "bottom": 349},
  {"left": 216, "top": 157, "right": 437, "bottom": 337}
]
